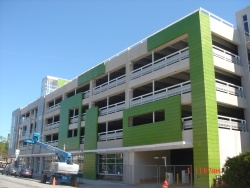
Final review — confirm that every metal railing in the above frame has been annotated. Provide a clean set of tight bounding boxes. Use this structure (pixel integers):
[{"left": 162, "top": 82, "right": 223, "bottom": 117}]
[
  {"left": 200, "top": 8, "right": 236, "bottom": 29},
  {"left": 98, "top": 129, "right": 123, "bottom": 142},
  {"left": 83, "top": 90, "right": 90, "bottom": 99},
  {"left": 213, "top": 45, "right": 240, "bottom": 65},
  {"left": 182, "top": 116, "right": 246, "bottom": 131},
  {"left": 70, "top": 115, "right": 79, "bottom": 124},
  {"left": 216, "top": 79, "right": 244, "bottom": 97},
  {"left": 99, "top": 101, "right": 126, "bottom": 116},
  {"left": 130, "top": 81, "right": 191, "bottom": 107},
  {"left": 43, "top": 140, "right": 58, "bottom": 146},
  {"left": 93, "top": 75, "right": 126, "bottom": 95},
  {"left": 80, "top": 136, "right": 85, "bottom": 144},
  {"left": 46, "top": 103, "right": 60, "bottom": 114},
  {"left": 131, "top": 48, "right": 189, "bottom": 80},
  {"left": 44, "top": 121, "right": 59, "bottom": 131}
]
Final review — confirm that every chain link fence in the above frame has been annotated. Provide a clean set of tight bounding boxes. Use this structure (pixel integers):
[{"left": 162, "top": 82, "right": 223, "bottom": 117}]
[{"left": 96, "top": 164, "right": 193, "bottom": 186}]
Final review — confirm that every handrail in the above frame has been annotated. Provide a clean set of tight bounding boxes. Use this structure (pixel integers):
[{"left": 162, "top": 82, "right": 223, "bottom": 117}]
[
  {"left": 93, "top": 75, "right": 126, "bottom": 94},
  {"left": 182, "top": 116, "right": 246, "bottom": 131},
  {"left": 200, "top": 8, "right": 236, "bottom": 29},
  {"left": 98, "top": 129, "right": 123, "bottom": 141},
  {"left": 130, "top": 80, "right": 191, "bottom": 106},
  {"left": 99, "top": 101, "right": 125, "bottom": 110},
  {"left": 215, "top": 79, "right": 243, "bottom": 91},
  {"left": 83, "top": 90, "right": 90, "bottom": 99},
  {"left": 215, "top": 79, "right": 244, "bottom": 97},
  {"left": 213, "top": 45, "right": 240, "bottom": 65},
  {"left": 45, "top": 121, "right": 60, "bottom": 127},
  {"left": 131, "top": 47, "right": 189, "bottom": 80},
  {"left": 46, "top": 103, "right": 60, "bottom": 111}
]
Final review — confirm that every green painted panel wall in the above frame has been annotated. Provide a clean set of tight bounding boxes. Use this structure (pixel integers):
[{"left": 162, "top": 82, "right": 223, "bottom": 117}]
[
  {"left": 77, "top": 63, "right": 105, "bottom": 86},
  {"left": 83, "top": 107, "right": 98, "bottom": 180},
  {"left": 84, "top": 107, "right": 98, "bottom": 150},
  {"left": 58, "top": 79, "right": 70, "bottom": 87},
  {"left": 84, "top": 153, "right": 97, "bottom": 180},
  {"left": 123, "top": 96, "right": 181, "bottom": 146},
  {"left": 147, "top": 12, "right": 219, "bottom": 188},
  {"left": 58, "top": 93, "right": 82, "bottom": 150}
]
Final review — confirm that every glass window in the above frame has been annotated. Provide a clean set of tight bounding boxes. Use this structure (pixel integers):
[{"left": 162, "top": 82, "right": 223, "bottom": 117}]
[
  {"left": 244, "top": 22, "right": 249, "bottom": 34},
  {"left": 243, "top": 14, "right": 249, "bottom": 34},
  {"left": 98, "top": 153, "right": 123, "bottom": 175},
  {"left": 243, "top": 15, "right": 247, "bottom": 22}
]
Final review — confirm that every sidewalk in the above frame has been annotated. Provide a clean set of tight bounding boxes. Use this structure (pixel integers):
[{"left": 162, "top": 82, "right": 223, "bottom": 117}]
[
  {"left": 77, "top": 179, "right": 193, "bottom": 188},
  {"left": 33, "top": 174, "right": 193, "bottom": 188}
]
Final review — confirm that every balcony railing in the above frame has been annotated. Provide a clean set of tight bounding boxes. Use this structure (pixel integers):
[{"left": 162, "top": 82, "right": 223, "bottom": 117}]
[
  {"left": 44, "top": 140, "right": 58, "bottom": 146},
  {"left": 216, "top": 79, "right": 244, "bottom": 98},
  {"left": 82, "top": 113, "right": 86, "bottom": 121},
  {"left": 44, "top": 121, "right": 59, "bottom": 131},
  {"left": 98, "top": 129, "right": 123, "bottom": 142},
  {"left": 83, "top": 90, "right": 90, "bottom": 99},
  {"left": 46, "top": 103, "right": 61, "bottom": 114},
  {"left": 99, "top": 101, "right": 126, "bottom": 116},
  {"left": 93, "top": 75, "right": 126, "bottom": 95},
  {"left": 130, "top": 81, "right": 191, "bottom": 107},
  {"left": 80, "top": 136, "right": 85, "bottom": 144},
  {"left": 213, "top": 45, "right": 240, "bottom": 65},
  {"left": 182, "top": 116, "right": 247, "bottom": 131},
  {"left": 70, "top": 115, "right": 79, "bottom": 124},
  {"left": 131, "top": 48, "right": 189, "bottom": 80}
]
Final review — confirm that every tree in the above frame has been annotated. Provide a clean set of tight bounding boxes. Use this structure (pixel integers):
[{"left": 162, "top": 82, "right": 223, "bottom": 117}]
[
  {"left": 222, "top": 150, "right": 250, "bottom": 188},
  {"left": 0, "top": 136, "right": 8, "bottom": 159}
]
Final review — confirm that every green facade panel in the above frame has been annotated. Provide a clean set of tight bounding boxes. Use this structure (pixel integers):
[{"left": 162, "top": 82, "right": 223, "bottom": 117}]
[
  {"left": 58, "top": 78, "right": 70, "bottom": 87},
  {"left": 58, "top": 93, "right": 82, "bottom": 150},
  {"left": 123, "top": 96, "right": 182, "bottom": 146},
  {"left": 84, "top": 107, "right": 98, "bottom": 150},
  {"left": 83, "top": 107, "right": 98, "bottom": 180},
  {"left": 84, "top": 153, "right": 97, "bottom": 180},
  {"left": 147, "top": 12, "right": 219, "bottom": 188},
  {"left": 77, "top": 63, "right": 105, "bottom": 86}
]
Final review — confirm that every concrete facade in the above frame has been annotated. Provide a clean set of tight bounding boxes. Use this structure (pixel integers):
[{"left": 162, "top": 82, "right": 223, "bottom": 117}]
[{"left": 8, "top": 7, "right": 250, "bottom": 188}]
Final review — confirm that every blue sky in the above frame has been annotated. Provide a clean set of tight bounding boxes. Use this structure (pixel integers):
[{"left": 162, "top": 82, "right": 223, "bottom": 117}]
[{"left": 0, "top": 0, "right": 249, "bottom": 139}]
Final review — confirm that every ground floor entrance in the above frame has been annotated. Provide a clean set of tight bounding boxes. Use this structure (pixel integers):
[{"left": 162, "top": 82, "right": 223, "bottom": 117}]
[{"left": 96, "top": 148, "right": 193, "bottom": 186}]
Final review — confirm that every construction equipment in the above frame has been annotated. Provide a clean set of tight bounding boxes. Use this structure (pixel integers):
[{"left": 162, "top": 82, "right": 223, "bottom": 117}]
[{"left": 24, "top": 132, "right": 79, "bottom": 186}]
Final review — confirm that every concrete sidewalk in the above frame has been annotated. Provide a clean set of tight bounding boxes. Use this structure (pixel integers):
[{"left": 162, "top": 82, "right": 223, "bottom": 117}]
[
  {"left": 33, "top": 174, "right": 193, "bottom": 188},
  {"left": 77, "top": 179, "right": 193, "bottom": 188}
]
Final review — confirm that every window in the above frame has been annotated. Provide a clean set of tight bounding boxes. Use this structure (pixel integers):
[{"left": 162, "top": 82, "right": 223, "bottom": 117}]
[
  {"left": 98, "top": 154, "right": 123, "bottom": 175},
  {"left": 129, "top": 110, "right": 165, "bottom": 127},
  {"left": 243, "top": 14, "right": 249, "bottom": 34}
]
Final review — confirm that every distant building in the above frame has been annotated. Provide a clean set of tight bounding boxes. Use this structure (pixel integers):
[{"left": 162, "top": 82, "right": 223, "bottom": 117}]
[{"left": 8, "top": 6, "right": 250, "bottom": 187}]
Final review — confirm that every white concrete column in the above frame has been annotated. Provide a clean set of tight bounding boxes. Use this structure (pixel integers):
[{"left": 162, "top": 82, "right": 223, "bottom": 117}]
[
  {"left": 89, "top": 80, "right": 94, "bottom": 108},
  {"left": 39, "top": 156, "right": 43, "bottom": 174}
]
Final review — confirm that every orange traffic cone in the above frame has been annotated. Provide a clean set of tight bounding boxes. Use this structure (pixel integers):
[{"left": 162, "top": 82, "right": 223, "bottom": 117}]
[
  {"left": 162, "top": 180, "right": 168, "bottom": 188},
  {"left": 74, "top": 180, "right": 78, "bottom": 187},
  {"left": 52, "top": 177, "right": 56, "bottom": 186}
]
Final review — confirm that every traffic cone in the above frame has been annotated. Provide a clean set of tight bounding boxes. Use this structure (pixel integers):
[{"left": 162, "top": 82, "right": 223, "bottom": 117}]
[
  {"left": 74, "top": 180, "right": 78, "bottom": 187},
  {"left": 162, "top": 180, "right": 168, "bottom": 188},
  {"left": 52, "top": 177, "right": 56, "bottom": 186}
]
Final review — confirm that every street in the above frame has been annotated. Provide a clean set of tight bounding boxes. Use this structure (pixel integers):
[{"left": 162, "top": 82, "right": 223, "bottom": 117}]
[{"left": 0, "top": 174, "right": 72, "bottom": 188}]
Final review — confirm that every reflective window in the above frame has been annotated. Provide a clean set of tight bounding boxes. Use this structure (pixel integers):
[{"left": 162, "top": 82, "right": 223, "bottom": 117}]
[
  {"left": 243, "top": 14, "right": 249, "bottom": 34},
  {"left": 98, "top": 153, "right": 123, "bottom": 175}
]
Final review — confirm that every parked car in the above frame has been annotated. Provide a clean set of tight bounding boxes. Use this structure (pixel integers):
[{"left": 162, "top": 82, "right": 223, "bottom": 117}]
[
  {"left": 0, "top": 166, "right": 4, "bottom": 174},
  {"left": 15, "top": 167, "right": 33, "bottom": 178},
  {"left": 2, "top": 166, "right": 16, "bottom": 176}
]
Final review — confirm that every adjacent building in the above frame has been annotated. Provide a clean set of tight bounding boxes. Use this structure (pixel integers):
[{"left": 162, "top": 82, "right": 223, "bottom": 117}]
[{"left": 8, "top": 6, "right": 250, "bottom": 188}]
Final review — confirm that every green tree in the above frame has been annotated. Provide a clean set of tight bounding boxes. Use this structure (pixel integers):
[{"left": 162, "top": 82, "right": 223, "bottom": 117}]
[
  {"left": 222, "top": 150, "right": 250, "bottom": 188},
  {"left": 0, "top": 136, "right": 8, "bottom": 158}
]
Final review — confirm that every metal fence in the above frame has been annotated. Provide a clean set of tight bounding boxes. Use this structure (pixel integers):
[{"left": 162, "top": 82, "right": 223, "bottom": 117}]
[{"left": 95, "top": 164, "right": 193, "bottom": 186}]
